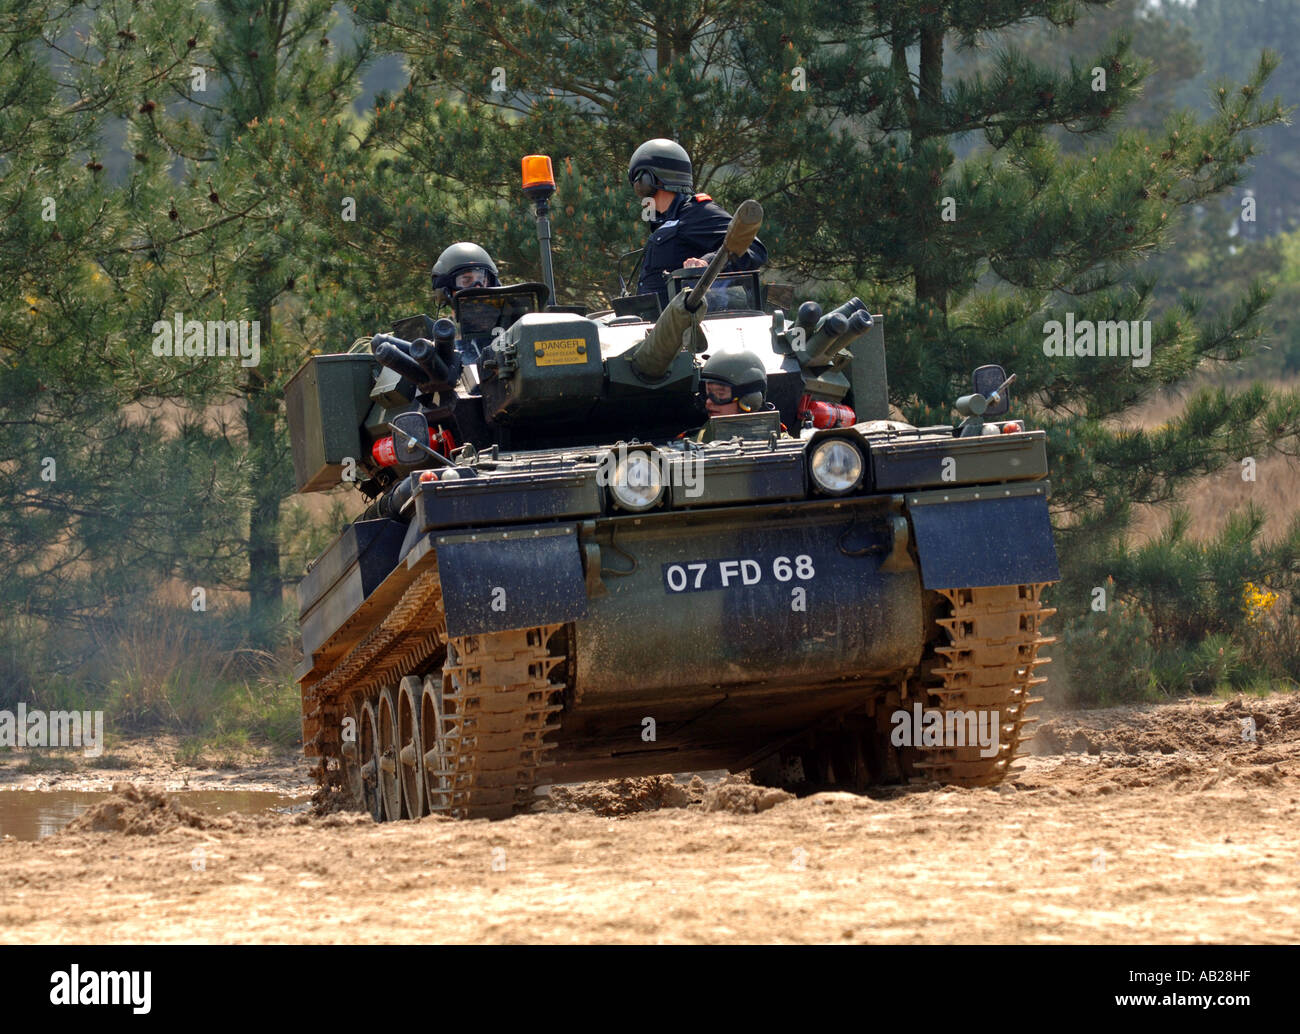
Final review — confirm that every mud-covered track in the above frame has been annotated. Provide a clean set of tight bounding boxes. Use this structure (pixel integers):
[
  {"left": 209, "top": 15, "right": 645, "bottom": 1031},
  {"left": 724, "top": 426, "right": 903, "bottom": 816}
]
[
  {"left": 914, "top": 582, "right": 1056, "bottom": 785},
  {"left": 428, "top": 626, "right": 566, "bottom": 819}
]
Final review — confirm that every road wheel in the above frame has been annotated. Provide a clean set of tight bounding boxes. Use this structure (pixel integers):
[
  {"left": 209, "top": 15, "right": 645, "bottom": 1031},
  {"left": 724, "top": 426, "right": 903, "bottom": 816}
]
[
  {"left": 339, "top": 693, "right": 364, "bottom": 810},
  {"left": 421, "top": 673, "right": 451, "bottom": 814},
  {"left": 397, "top": 676, "right": 426, "bottom": 818},
  {"left": 377, "top": 685, "right": 403, "bottom": 820},
  {"left": 359, "top": 698, "right": 383, "bottom": 822}
]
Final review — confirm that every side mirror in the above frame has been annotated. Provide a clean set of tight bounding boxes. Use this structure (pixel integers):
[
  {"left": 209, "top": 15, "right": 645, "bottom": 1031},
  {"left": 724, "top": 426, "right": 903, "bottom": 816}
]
[
  {"left": 390, "top": 411, "right": 430, "bottom": 466},
  {"left": 972, "top": 364, "right": 1011, "bottom": 418}
]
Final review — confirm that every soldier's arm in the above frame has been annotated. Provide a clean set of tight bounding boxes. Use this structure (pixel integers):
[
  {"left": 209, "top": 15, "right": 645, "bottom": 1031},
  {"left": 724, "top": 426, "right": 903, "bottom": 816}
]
[{"left": 698, "top": 239, "right": 766, "bottom": 271}]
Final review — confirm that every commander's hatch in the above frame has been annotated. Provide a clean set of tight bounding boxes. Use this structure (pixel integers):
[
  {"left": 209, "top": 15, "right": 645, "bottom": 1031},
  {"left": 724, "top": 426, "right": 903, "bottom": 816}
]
[
  {"left": 667, "top": 270, "right": 764, "bottom": 316},
  {"left": 453, "top": 283, "right": 550, "bottom": 363}
]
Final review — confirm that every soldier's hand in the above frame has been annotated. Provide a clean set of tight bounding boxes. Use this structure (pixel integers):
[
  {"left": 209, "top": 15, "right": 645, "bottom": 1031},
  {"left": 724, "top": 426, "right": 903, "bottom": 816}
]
[{"left": 683, "top": 257, "right": 707, "bottom": 268}]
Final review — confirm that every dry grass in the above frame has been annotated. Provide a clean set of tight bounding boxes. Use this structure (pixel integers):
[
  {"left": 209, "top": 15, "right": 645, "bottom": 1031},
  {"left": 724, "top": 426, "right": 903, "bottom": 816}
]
[{"left": 1114, "top": 375, "right": 1300, "bottom": 544}]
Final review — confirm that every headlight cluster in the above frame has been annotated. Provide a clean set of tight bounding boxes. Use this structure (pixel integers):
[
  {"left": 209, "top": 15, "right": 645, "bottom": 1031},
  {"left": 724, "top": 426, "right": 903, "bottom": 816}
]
[
  {"left": 808, "top": 437, "right": 865, "bottom": 495},
  {"left": 608, "top": 450, "right": 664, "bottom": 512},
  {"left": 601, "top": 438, "right": 865, "bottom": 512}
]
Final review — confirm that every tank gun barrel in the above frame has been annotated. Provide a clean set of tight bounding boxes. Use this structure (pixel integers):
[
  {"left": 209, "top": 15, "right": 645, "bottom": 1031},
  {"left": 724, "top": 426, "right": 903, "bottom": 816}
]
[{"left": 629, "top": 290, "right": 703, "bottom": 380}]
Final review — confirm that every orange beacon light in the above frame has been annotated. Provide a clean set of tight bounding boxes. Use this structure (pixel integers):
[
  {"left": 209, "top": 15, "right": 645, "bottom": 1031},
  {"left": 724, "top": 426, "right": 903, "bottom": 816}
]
[
  {"left": 521, "top": 155, "right": 557, "bottom": 299},
  {"left": 521, "top": 154, "right": 555, "bottom": 195}
]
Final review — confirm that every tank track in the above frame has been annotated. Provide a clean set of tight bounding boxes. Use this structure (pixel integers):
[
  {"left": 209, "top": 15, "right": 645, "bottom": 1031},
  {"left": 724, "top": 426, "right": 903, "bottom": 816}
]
[
  {"left": 303, "top": 555, "right": 568, "bottom": 820},
  {"left": 302, "top": 567, "right": 447, "bottom": 789},
  {"left": 911, "top": 582, "right": 1056, "bottom": 786},
  {"left": 428, "top": 626, "right": 566, "bottom": 819}
]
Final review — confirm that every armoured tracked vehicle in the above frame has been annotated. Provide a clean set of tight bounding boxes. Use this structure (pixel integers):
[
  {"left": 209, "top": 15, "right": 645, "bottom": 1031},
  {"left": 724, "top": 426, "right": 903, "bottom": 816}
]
[{"left": 286, "top": 156, "right": 1059, "bottom": 820}]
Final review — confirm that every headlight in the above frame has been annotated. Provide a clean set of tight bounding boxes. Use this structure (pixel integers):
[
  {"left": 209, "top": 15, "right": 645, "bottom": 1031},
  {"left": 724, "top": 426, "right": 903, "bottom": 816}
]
[
  {"left": 808, "top": 438, "right": 864, "bottom": 495},
  {"left": 609, "top": 450, "right": 664, "bottom": 511}
]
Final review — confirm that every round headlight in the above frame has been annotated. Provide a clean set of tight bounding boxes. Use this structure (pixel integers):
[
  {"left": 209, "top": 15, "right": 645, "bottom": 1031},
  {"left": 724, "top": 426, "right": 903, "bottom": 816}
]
[
  {"left": 609, "top": 450, "right": 664, "bottom": 511},
  {"left": 808, "top": 438, "right": 864, "bottom": 494}
]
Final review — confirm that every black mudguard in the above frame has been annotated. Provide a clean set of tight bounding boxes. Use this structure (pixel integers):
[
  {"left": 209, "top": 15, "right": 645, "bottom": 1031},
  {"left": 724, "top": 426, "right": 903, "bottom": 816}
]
[
  {"left": 908, "top": 488, "right": 1060, "bottom": 590},
  {"left": 435, "top": 522, "right": 589, "bottom": 637}
]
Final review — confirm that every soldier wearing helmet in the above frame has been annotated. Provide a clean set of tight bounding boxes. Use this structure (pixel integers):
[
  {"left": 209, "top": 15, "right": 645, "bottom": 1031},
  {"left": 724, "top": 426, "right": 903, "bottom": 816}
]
[
  {"left": 431, "top": 242, "right": 500, "bottom": 305},
  {"left": 628, "top": 138, "right": 767, "bottom": 307},
  {"left": 699, "top": 350, "right": 769, "bottom": 418}
]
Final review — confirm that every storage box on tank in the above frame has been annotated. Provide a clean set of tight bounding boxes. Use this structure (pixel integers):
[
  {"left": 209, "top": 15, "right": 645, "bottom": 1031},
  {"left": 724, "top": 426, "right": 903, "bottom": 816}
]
[
  {"left": 285, "top": 353, "right": 377, "bottom": 492},
  {"left": 481, "top": 313, "right": 604, "bottom": 423}
]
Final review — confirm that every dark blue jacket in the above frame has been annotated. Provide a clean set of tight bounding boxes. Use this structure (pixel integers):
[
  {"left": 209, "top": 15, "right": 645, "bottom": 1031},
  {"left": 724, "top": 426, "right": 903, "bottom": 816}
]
[{"left": 637, "top": 192, "right": 767, "bottom": 306}]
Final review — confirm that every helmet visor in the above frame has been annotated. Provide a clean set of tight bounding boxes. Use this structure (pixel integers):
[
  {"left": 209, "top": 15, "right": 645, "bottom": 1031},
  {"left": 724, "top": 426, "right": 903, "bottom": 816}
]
[
  {"left": 702, "top": 381, "right": 735, "bottom": 405},
  {"left": 453, "top": 266, "right": 491, "bottom": 291}
]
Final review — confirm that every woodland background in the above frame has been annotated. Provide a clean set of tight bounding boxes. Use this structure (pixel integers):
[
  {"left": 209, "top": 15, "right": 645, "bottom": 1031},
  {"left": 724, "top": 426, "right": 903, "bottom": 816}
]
[{"left": 2, "top": 0, "right": 1297, "bottom": 762}]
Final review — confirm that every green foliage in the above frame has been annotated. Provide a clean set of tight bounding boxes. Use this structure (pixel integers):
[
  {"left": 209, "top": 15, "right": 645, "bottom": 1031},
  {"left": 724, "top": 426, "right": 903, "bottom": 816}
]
[
  {"left": 1058, "top": 505, "right": 1300, "bottom": 704},
  {"left": 0, "top": 0, "right": 246, "bottom": 635},
  {"left": 1058, "top": 581, "right": 1159, "bottom": 705},
  {"left": 1251, "top": 229, "right": 1300, "bottom": 378},
  {"left": 1168, "top": 0, "right": 1300, "bottom": 237},
  {"left": 280, "top": 496, "right": 352, "bottom": 583},
  {"left": 1, "top": 0, "right": 378, "bottom": 668}
]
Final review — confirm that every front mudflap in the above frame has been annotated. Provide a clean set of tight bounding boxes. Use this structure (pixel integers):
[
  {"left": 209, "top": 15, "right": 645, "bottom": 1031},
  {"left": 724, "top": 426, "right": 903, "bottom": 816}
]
[
  {"left": 906, "top": 482, "right": 1059, "bottom": 590},
  {"left": 434, "top": 522, "right": 589, "bottom": 637}
]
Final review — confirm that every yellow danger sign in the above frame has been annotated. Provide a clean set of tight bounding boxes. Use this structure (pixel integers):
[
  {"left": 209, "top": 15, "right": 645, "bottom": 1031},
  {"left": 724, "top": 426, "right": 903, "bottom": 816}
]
[{"left": 534, "top": 338, "right": 589, "bottom": 366}]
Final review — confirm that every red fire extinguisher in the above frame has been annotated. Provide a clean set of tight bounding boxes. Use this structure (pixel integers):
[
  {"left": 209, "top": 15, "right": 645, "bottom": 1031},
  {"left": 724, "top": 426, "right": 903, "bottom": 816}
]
[
  {"left": 797, "top": 393, "right": 856, "bottom": 429},
  {"left": 371, "top": 427, "right": 456, "bottom": 467}
]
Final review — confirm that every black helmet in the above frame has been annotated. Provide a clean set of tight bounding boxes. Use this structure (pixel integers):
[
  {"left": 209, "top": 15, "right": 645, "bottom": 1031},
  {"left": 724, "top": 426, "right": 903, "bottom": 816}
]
[
  {"left": 432, "top": 242, "right": 499, "bottom": 302},
  {"left": 700, "top": 349, "right": 767, "bottom": 412},
  {"left": 627, "top": 138, "right": 693, "bottom": 195}
]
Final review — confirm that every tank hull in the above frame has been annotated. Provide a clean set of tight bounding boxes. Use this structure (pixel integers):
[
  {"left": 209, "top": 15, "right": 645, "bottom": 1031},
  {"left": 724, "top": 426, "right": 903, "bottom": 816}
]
[{"left": 547, "top": 500, "right": 923, "bottom": 779}]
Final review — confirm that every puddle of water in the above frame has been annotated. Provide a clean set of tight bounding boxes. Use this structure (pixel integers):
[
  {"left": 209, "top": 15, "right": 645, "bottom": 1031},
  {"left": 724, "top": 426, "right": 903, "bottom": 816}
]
[{"left": 0, "top": 790, "right": 307, "bottom": 842}]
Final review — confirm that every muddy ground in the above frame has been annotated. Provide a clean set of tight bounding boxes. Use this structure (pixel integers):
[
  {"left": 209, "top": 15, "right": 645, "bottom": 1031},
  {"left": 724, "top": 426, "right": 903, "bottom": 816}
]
[
  {"left": 0, "top": 734, "right": 313, "bottom": 795},
  {"left": 1, "top": 694, "right": 1298, "bottom": 944}
]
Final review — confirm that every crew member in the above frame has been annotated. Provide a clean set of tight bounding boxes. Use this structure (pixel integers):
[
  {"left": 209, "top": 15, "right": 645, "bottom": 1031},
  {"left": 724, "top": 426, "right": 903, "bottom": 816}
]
[
  {"left": 430, "top": 242, "right": 503, "bottom": 366},
  {"left": 431, "top": 242, "right": 500, "bottom": 305},
  {"left": 628, "top": 138, "right": 767, "bottom": 307},
  {"left": 699, "top": 350, "right": 769, "bottom": 418}
]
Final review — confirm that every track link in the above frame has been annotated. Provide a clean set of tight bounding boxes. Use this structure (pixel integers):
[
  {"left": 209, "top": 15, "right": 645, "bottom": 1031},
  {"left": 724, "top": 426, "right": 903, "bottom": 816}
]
[
  {"left": 302, "top": 566, "right": 447, "bottom": 794},
  {"left": 427, "top": 626, "right": 566, "bottom": 820},
  {"left": 911, "top": 582, "right": 1056, "bottom": 786}
]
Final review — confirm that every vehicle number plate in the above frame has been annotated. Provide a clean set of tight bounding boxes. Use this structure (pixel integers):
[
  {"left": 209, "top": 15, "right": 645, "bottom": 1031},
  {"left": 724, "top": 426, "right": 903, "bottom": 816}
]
[{"left": 661, "top": 555, "right": 817, "bottom": 593}]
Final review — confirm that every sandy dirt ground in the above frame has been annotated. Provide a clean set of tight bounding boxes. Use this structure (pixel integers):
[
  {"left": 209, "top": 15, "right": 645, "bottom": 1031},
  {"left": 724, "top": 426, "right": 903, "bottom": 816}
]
[{"left": 1, "top": 694, "right": 1297, "bottom": 944}]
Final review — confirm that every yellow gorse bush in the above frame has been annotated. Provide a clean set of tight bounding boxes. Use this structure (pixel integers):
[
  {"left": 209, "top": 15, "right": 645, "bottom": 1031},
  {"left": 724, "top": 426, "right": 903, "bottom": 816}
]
[{"left": 1243, "top": 581, "right": 1280, "bottom": 624}]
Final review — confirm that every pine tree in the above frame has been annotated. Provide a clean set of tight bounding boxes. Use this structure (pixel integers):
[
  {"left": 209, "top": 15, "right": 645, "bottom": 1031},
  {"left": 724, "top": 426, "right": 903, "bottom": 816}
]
[
  {"left": 357, "top": 0, "right": 1300, "bottom": 633},
  {"left": 0, "top": 0, "right": 250, "bottom": 693},
  {"left": 119, "top": 0, "right": 374, "bottom": 647},
  {"left": 353, "top": 0, "right": 830, "bottom": 301},
  {"left": 1172, "top": 0, "right": 1300, "bottom": 236}
]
